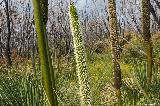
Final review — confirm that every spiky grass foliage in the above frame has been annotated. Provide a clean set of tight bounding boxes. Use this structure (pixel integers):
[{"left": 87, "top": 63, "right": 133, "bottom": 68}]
[
  {"left": 69, "top": 3, "right": 92, "bottom": 106},
  {"left": 32, "top": 0, "right": 58, "bottom": 105},
  {"left": 1, "top": 51, "right": 160, "bottom": 105},
  {"left": 0, "top": 69, "right": 46, "bottom": 106},
  {"left": 121, "top": 61, "right": 160, "bottom": 105}
]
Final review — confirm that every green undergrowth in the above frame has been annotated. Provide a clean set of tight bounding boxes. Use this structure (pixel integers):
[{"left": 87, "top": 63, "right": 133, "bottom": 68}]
[
  {"left": 0, "top": 63, "right": 47, "bottom": 106},
  {"left": 0, "top": 49, "right": 160, "bottom": 105}
]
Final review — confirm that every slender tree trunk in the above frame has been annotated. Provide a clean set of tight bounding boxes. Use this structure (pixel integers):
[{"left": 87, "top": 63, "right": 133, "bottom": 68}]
[
  {"left": 31, "top": 28, "right": 35, "bottom": 71},
  {"left": 4, "top": 0, "right": 12, "bottom": 67},
  {"left": 0, "top": 35, "right": 3, "bottom": 58},
  {"left": 142, "top": 0, "right": 152, "bottom": 86},
  {"left": 150, "top": 3, "right": 160, "bottom": 28},
  {"left": 108, "top": 0, "right": 122, "bottom": 105},
  {"left": 153, "top": 0, "right": 160, "bottom": 10}
]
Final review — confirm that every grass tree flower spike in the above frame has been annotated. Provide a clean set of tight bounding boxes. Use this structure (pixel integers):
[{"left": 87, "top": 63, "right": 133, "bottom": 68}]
[
  {"left": 108, "top": 0, "right": 122, "bottom": 105},
  {"left": 69, "top": 2, "right": 92, "bottom": 106},
  {"left": 142, "top": 0, "right": 152, "bottom": 88}
]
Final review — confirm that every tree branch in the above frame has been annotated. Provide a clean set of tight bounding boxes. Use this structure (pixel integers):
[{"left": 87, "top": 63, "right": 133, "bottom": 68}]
[{"left": 150, "top": 3, "right": 160, "bottom": 28}]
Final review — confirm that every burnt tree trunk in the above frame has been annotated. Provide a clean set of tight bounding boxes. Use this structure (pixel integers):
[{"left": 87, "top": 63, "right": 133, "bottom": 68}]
[
  {"left": 4, "top": 0, "right": 12, "bottom": 67},
  {"left": 150, "top": 2, "right": 160, "bottom": 29}
]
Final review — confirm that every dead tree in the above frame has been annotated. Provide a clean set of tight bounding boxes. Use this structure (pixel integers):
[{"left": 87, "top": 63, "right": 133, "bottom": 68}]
[{"left": 4, "top": 0, "right": 12, "bottom": 67}]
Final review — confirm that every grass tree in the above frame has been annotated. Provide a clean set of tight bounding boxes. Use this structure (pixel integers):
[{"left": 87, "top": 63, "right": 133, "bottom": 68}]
[
  {"left": 69, "top": 2, "right": 92, "bottom": 106},
  {"left": 32, "top": 0, "right": 58, "bottom": 106},
  {"left": 39, "top": 0, "right": 57, "bottom": 93},
  {"left": 142, "top": 0, "right": 152, "bottom": 86},
  {"left": 108, "top": 0, "right": 122, "bottom": 105}
]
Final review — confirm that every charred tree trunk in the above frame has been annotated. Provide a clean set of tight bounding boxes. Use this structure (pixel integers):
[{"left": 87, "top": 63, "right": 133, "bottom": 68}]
[
  {"left": 4, "top": 0, "right": 12, "bottom": 67},
  {"left": 150, "top": 3, "right": 160, "bottom": 29},
  {"left": 31, "top": 27, "right": 35, "bottom": 71}
]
